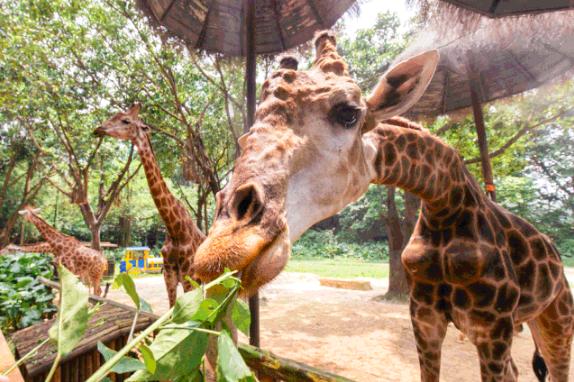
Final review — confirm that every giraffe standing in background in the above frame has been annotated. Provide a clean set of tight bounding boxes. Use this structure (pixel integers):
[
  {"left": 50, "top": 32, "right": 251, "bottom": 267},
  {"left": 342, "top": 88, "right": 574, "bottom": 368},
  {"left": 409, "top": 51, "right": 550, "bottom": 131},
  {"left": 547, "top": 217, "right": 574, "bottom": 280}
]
[
  {"left": 18, "top": 206, "right": 107, "bottom": 295},
  {"left": 95, "top": 104, "right": 205, "bottom": 307},
  {"left": 192, "top": 31, "right": 574, "bottom": 381},
  {"left": 0, "top": 242, "right": 53, "bottom": 255}
]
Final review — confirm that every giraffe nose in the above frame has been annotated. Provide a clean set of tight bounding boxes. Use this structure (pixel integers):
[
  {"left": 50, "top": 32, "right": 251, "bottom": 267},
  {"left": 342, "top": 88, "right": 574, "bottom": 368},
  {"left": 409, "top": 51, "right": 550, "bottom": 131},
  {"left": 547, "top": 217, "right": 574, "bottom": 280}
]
[
  {"left": 94, "top": 126, "right": 106, "bottom": 137},
  {"left": 230, "top": 182, "right": 264, "bottom": 223}
]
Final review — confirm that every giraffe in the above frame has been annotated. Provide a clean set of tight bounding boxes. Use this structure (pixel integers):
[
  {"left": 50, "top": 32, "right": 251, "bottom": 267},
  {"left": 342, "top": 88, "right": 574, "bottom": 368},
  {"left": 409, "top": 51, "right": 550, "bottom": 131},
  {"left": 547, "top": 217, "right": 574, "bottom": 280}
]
[
  {"left": 192, "top": 31, "right": 574, "bottom": 381},
  {"left": 0, "top": 242, "right": 53, "bottom": 255},
  {"left": 18, "top": 206, "right": 108, "bottom": 295},
  {"left": 95, "top": 104, "right": 206, "bottom": 307}
]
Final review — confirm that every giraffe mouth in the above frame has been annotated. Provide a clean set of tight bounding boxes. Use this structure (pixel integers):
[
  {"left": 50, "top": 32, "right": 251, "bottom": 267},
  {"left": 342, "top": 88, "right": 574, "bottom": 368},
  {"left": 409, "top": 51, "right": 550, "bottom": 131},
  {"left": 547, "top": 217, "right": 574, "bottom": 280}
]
[{"left": 94, "top": 126, "right": 106, "bottom": 137}]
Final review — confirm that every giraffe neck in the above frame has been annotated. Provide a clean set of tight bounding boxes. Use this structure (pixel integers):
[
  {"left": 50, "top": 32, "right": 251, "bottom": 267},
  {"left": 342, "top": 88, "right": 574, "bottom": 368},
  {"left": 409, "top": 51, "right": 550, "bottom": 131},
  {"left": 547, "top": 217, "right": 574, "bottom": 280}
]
[
  {"left": 6, "top": 242, "right": 53, "bottom": 253},
  {"left": 26, "top": 213, "right": 72, "bottom": 249},
  {"left": 368, "top": 124, "right": 486, "bottom": 228},
  {"left": 132, "top": 130, "right": 200, "bottom": 243}
]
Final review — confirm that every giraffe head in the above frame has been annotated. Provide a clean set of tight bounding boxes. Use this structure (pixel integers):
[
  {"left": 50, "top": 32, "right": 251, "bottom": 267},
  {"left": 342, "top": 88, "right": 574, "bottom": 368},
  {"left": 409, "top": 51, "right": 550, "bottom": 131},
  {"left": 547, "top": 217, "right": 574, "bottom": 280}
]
[
  {"left": 193, "top": 31, "right": 438, "bottom": 295},
  {"left": 94, "top": 103, "right": 149, "bottom": 141},
  {"left": 18, "top": 205, "right": 42, "bottom": 221}
]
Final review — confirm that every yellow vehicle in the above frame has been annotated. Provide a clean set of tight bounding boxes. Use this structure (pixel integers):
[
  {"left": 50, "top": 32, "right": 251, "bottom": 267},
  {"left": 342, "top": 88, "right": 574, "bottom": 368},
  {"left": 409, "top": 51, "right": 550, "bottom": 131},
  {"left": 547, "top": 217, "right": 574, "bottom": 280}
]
[{"left": 119, "top": 246, "right": 163, "bottom": 275}]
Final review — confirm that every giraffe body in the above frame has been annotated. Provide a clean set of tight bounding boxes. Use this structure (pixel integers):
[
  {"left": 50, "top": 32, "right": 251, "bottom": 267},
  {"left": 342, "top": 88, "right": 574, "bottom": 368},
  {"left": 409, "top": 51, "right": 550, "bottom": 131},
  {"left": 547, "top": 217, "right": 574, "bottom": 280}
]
[
  {"left": 96, "top": 105, "right": 205, "bottom": 306},
  {"left": 191, "top": 31, "right": 573, "bottom": 381},
  {"left": 18, "top": 207, "right": 107, "bottom": 295}
]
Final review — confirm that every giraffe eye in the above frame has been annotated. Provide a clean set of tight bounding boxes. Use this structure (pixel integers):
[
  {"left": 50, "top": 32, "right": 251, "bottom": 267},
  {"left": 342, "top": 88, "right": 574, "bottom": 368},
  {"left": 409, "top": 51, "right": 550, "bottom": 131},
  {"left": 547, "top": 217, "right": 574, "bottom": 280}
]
[
  {"left": 121, "top": 119, "right": 130, "bottom": 124},
  {"left": 330, "top": 103, "right": 360, "bottom": 129}
]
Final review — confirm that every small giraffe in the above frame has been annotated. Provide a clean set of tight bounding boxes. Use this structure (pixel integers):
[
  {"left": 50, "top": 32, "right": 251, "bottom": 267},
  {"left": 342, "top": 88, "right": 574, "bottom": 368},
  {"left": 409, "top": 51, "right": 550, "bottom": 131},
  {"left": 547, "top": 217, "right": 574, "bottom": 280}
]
[
  {"left": 18, "top": 206, "right": 107, "bottom": 295},
  {"left": 192, "top": 31, "right": 574, "bottom": 381},
  {"left": 0, "top": 242, "right": 53, "bottom": 255},
  {"left": 95, "top": 104, "right": 206, "bottom": 307}
]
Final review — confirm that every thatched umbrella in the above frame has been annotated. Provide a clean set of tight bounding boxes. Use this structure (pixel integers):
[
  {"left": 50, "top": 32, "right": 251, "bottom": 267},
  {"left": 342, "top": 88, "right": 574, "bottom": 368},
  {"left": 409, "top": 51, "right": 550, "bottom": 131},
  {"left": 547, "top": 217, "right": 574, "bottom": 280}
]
[
  {"left": 400, "top": 9, "right": 574, "bottom": 200},
  {"left": 135, "top": 0, "right": 357, "bottom": 347},
  {"left": 439, "top": 0, "right": 574, "bottom": 17}
]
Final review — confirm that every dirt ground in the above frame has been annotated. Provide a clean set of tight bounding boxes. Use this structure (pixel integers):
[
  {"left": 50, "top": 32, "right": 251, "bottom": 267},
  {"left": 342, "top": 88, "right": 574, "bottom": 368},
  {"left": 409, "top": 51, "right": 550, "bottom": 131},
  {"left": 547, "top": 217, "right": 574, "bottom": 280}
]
[{"left": 107, "top": 272, "right": 574, "bottom": 381}]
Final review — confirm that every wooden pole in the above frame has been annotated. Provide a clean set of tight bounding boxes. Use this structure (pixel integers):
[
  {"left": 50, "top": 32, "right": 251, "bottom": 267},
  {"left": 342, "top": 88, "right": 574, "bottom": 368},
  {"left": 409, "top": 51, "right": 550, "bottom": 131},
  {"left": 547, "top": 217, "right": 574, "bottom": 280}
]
[
  {"left": 244, "top": 0, "right": 260, "bottom": 349},
  {"left": 467, "top": 60, "right": 496, "bottom": 201}
]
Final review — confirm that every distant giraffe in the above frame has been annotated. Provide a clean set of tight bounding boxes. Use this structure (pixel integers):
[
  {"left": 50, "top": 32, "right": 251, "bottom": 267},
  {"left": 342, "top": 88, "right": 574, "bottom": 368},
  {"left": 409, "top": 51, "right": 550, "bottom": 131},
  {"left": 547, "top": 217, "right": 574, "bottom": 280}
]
[
  {"left": 18, "top": 206, "right": 107, "bottom": 295},
  {"left": 0, "top": 242, "right": 53, "bottom": 255},
  {"left": 192, "top": 31, "right": 574, "bottom": 381},
  {"left": 95, "top": 104, "right": 206, "bottom": 306}
]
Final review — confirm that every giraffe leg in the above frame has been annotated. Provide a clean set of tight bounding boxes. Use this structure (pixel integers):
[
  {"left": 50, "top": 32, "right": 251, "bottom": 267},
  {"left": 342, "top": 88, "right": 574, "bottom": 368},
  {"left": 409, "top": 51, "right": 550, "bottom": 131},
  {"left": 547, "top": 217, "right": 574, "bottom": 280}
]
[
  {"left": 529, "top": 285, "right": 574, "bottom": 382},
  {"left": 409, "top": 299, "right": 448, "bottom": 382},
  {"left": 469, "top": 316, "right": 517, "bottom": 382},
  {"left": 163, "top": 264, "right": 179, "bottom": 307}
]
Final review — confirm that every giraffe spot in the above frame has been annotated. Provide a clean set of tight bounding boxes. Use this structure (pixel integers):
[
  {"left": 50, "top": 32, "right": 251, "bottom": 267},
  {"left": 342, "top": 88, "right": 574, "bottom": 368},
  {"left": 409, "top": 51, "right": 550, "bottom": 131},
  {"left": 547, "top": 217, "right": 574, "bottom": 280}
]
[
  {"left": 477, "top": 212, "right": 494, "bottom": 243},
  {"left": 435, "top": 299, "right": 452, "bottom": 312},
  {"left": 529, "top": 237, "right": 547, "bottom": 260},
  {"left": 518, "top": 293, "right": 533, "bottom": 307},
  {"left": 453, "top": 288, "right": 470, "bottom": 309},
  {"left": 463, "top": 188, "right": 477, "bottom": 208},
  {"left": 491, "top": 318, "right": 513, "bottom": 340},
  {"left": 441, "top": 228, "right": 453, "bottom": 245},
  {"left": 494, "top": 284, "right": 519, "bottom": 313},
  {"left": 416, "top": 306, "right": 433, "bottom": 320},
  {"left": 449, "top": 186, "right": 463, "bottom": 206},
  {"left": 517, "top": 259, "right": 536, "bottom": 290},
  {"left": 511, "top": 215, "right": 538, "bottom": 237},
  {"left": 548, "top": 262, "right": 561, "bottom": 279},
  {"left": 468, "top": 281, "right": 497, "bottom": 307},
  {"left": 402, "top": 248, "right": 443, "bottom": 282},
  {"left": 477, "top": 342, "right": 490, "bottom": 358},
  {"left": 492, "top": 206, "right": 511, "bottom": 228},
  {"left": 386, "top": 164, "right": 400, "bottom": 184},
  {"left": 508, "top": 231, "right": 528, "bottom": 265},
  {"left": 443, "top": 242, "right": 482, "bottom": 284},
  {"left": 536, "top": 264, "right": 553, "bottom": 300},
  {"left": 412, "top": 282, "right": 434, "bottom": 305},
  {"left": 406, "top": 142, "right": 419, "bottom": 159},
  {"left": 471, "top": 309, "right": 496, "bottom": 323},
  {"left": 455, "top": 210, "right": 476, "bottom": 240},
  {"left": 384, "top": 143, "right": 397, "bottom": 166},
  {"left": 406, "top": 132, "right": 417, "bottom": 142},
  {"left": 395, "top": 135, "right": 406, "bottom": 150},
  {"left": 488, "top": 362, "right": 504, "bottom": 374}
]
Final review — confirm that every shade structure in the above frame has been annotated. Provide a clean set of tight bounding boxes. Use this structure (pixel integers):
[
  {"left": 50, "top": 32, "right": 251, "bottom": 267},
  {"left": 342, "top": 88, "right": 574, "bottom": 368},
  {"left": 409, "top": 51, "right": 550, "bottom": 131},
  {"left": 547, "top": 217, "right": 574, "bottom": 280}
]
[
  {"left": 440, "top": 0, "right": 574, "bottom": 17},
  {"left": 136, "top": 0, "right": 356, "bottom": 56},
  {"left": 135, "top": 0, "right": 357, "bottom": 349},
  {"left": 401, "top": 10, "right": 574, "bottom": 119}
]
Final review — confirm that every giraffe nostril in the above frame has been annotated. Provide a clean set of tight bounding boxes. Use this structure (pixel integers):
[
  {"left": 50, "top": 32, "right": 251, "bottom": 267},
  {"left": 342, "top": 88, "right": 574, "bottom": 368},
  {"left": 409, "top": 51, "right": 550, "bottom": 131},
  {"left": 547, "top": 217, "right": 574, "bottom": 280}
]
[{"left": 231, "top": 182, "right": 264, "bottom": 222}]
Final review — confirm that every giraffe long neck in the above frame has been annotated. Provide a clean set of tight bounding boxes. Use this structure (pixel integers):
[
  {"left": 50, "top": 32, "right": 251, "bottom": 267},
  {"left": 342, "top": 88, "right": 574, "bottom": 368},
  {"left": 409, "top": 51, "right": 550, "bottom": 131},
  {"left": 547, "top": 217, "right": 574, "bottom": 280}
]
[
  {"left": 367, "top": 124, "right": 486, "bottom": 227},
  {"left": 133, "top": 131, "right": 204, "bottom": 243},
  {"left": 26, "top": 213, "right": 72, "bottom": 249},
  {"left": 5, "top": 242, "right": 53, "bottom": 254}
]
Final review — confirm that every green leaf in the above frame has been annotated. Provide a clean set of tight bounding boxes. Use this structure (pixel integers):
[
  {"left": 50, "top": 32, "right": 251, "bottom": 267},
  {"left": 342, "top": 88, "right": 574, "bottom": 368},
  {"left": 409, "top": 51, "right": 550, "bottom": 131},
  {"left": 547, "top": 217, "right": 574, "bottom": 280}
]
[
  {"left": 97, "top": 342, "right": 145, "bottom": 374},
  {"left": 113, "top": 273, "right": 140, "bottom": 309},
  {"left": 127, "top": 325, "right": 208, "bottom": 381},
  {"left": 139, "top": 342, "right": 156, "bottom": 374},
  {"left": 216, "top": 331, "right": 256, "bottom": 382},
  {"left": 171, "top": 289, "right": 203, "bottom": 324},
  {"left": 231, "top": 299, "right": 251, "bottom": 336},
  {"left": 48, "top": 265, "right": 90, "bottom": 357},
  {"left": 140, "top": 299, "right": 153, "bottom": 313},
  {"left": 184, "top": 275, "right": 200, "bottom": 290}
]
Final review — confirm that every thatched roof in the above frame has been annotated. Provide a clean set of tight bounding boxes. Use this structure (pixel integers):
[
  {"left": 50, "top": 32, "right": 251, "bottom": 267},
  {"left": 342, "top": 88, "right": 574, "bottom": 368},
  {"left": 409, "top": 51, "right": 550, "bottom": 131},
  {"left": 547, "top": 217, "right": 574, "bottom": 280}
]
[
  {"left": 399, "top": 9, "right": 574, "bottom": 119},
  {"left": 135, "top": 0, "right": 356, "bottom": 57},
  {"left": 439, "top": 0, "right": 574, "bottom": 17}
]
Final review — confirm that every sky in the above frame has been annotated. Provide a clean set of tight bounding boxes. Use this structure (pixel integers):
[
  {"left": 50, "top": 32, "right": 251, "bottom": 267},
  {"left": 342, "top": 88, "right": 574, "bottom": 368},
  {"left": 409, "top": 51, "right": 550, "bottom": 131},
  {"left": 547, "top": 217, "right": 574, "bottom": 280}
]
[{"left": 342, "top": 0, "right": 415, "bottom": 36}]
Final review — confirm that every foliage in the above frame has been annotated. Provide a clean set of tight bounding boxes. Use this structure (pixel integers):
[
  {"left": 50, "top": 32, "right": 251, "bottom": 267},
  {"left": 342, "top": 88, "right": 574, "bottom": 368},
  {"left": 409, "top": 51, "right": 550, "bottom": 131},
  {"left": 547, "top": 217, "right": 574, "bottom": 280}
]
[
  {"left": 292, "top": 229, "right": 388, "bottom": 261},
  {"left": 0, "top": 253, "right": 56, "bottom": 333}
]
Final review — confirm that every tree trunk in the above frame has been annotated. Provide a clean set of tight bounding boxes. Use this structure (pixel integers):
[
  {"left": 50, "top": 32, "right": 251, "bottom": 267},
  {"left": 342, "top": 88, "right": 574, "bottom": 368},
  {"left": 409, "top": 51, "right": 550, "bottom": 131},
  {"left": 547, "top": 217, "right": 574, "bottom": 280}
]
[
  {"left": 90, "top": 225, "right": 102, "bottom": 251},
  {"left": 384, "top": 187, "right": 409, "bottom": 298}
]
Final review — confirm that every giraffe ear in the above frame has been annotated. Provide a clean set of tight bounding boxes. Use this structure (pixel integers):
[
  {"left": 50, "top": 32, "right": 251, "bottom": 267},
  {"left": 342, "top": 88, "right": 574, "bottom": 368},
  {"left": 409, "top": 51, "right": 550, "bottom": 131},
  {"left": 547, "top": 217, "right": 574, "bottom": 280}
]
[
  {"left": 364, "top": 50, "right": 438, "bottom": 132},
  {"left": 238, "top": 133, "right": 250, "bottom": 151}
]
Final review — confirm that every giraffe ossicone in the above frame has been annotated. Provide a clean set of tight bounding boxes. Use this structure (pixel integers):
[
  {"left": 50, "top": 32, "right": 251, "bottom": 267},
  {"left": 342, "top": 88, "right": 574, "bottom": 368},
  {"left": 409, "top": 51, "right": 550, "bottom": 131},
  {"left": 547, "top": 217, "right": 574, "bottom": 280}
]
[{"left": 193, "top": 30, "right": 573, "bottom": 381}]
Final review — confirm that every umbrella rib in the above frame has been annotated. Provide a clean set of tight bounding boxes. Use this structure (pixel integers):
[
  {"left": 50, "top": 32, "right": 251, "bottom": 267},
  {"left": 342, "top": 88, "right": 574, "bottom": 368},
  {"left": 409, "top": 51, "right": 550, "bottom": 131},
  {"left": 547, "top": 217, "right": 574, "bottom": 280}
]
[
  {"left": 488, "top": 0, "right": 501, "bottom": 15},
  {"left": 160, "top": 0, "right": 177, "bottom": 21},
  {"left": 441, "top": 69, "right": 449, "bottom": 115},
  {"left": 507, "top": 51, "right": 539, "bottom": 85},
  {"left": 271, "top": 0, "right": 286, "bottom": 51},
  {"left": 307, "top": 0, "right": 325, "bottom": 27}
]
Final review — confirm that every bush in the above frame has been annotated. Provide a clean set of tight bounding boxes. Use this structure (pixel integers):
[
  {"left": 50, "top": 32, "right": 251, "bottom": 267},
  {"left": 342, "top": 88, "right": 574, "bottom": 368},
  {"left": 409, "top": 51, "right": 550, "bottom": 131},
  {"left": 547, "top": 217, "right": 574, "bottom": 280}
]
[
  {"left": 292, "top": 229, "right": 388, "bottom": 261},
  {"left": 0, "top": 253, "right": 57, "bottom": 333}
]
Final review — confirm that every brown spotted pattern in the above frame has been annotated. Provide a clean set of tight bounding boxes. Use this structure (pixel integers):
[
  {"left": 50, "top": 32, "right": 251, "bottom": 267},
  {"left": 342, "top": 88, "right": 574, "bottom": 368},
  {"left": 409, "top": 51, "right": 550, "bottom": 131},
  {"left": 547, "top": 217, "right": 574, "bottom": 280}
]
[
  {"left": 0, "top": 241, "right": 53, "bottom": 255},
  {"left": 367, "top": 123, "right": 573, "bottom": 382},
  {"left": 19, "top": 207, "right": 107, "bottom": 295},
  {"left": 96, "top": 105, "right": 206, "bottom": 306},
  {"left": 191, "top": 30, "right": 573, "bottom": 381}
]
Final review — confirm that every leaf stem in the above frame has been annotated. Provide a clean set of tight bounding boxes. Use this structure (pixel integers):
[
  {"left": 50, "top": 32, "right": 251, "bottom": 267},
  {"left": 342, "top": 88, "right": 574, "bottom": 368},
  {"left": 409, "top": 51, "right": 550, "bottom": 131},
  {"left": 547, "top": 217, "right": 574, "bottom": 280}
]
[
  {"left": 45, "top": 353, "right": 61, "bottom": 382},
  {"left": 0, "top": 337, "right": 50, "bottom": 376}
]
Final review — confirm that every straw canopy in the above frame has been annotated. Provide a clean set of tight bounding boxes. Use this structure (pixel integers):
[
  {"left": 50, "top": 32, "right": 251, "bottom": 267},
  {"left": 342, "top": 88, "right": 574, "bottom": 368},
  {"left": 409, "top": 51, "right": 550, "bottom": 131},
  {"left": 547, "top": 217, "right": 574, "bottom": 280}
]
[
  {"left": 135, "top": 0, "right": 356, "bottom": 57},
  {"left": 439, "top": 0, "right": 574, "bottom": 17},
  {"left": 399, "top": 10, "right": 574, "bottom": 119}
]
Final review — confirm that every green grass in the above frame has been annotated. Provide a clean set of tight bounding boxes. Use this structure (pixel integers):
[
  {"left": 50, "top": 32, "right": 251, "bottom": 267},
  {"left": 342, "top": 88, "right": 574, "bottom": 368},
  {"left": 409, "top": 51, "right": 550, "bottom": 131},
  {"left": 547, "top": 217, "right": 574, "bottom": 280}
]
[{"left": 285, "top": 257, "right": 389, "bottom": 279}]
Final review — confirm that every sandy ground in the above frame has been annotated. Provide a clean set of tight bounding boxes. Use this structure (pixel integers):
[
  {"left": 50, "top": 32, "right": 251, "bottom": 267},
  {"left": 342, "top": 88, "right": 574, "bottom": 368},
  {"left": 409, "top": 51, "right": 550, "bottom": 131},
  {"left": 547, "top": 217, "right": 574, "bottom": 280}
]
[{"left": 107, "top": 272, "right": 574, "bottom": 382}]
